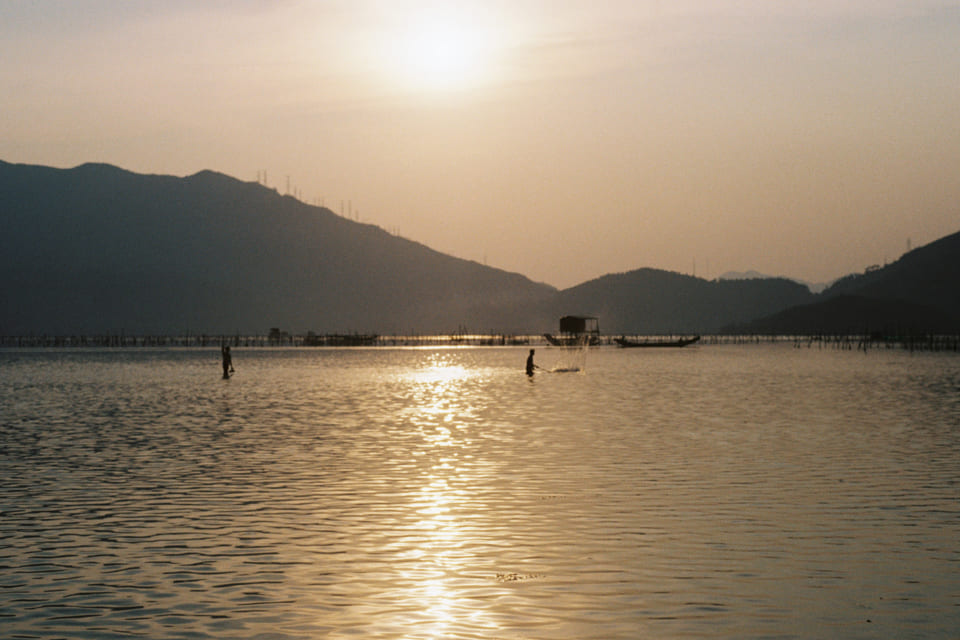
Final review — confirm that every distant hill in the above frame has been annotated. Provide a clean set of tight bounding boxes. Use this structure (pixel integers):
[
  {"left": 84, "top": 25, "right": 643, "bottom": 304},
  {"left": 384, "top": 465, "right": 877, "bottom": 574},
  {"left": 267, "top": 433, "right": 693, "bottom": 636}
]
[
  {"left": 822, "top": 230, "right": 960, "bottom": 318},
  {"left": 2, "top": 160, "right": 956, "bottom": 337},
  {"left": 0, "top": 161, "right": 555, "bottom": 335},
  {"left": 732, "top": 295, "right": 958, "bottom": 336},
  {"left": 718, "top": 270, "right": 829, "bottom": 294},
  {"left": 553, "top": 269, "right": 816, "bottom": 334},
  {"left": 718, "top": 269, "right": 771, "bottom": 280},
  {"left": 731, "top": 231, "right": 960, "bottom": 335}
]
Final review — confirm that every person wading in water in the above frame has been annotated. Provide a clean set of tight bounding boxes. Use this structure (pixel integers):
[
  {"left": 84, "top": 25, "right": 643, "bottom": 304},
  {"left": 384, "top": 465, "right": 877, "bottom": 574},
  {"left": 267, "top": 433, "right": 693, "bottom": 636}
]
[
  {"left": 222, "top": 345, "right": 234, "bottom": 379},
  {"left": 526, "top": 349, "right": 537, "bottom": 376}
]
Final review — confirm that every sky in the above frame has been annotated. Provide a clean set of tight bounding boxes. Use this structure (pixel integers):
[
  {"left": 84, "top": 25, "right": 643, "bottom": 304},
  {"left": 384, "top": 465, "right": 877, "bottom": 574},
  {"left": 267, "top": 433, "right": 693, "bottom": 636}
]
[{"left": 2, "top": 1, "right": 959, "bottom": 289}]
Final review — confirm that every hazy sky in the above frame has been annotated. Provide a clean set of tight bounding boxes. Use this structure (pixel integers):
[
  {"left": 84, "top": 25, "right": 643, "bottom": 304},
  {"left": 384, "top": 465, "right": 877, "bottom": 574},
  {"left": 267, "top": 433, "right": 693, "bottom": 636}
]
[{"left": 3, "top": 1, "right": 959, "bottom": 289}]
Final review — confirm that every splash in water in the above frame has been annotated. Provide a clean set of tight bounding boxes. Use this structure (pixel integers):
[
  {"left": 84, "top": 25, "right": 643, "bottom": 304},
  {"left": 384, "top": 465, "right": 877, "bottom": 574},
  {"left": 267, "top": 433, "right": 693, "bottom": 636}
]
[{"left": 548, "top": 336, "right": 589, "bottom": 373}]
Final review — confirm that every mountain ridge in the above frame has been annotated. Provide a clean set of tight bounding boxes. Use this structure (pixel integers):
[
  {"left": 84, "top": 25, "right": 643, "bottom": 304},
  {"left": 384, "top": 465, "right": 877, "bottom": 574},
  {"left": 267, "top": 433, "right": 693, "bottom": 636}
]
[
  {"left": 729, "top": 229, "right": 960, "bottom": 335},
  {"left": 718, "top": 270, "right": 830, "bottom": 294},
  {"left": 2, "top": 160, "right": 956, "bottom": 336},
  {"left": 1, "top": 160, "right": 556, "bottom": 334}
]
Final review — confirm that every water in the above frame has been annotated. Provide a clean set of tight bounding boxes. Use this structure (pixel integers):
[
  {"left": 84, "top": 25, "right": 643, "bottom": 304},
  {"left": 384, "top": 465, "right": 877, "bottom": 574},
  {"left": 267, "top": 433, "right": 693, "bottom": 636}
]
[{"left": 1, "top": 344, "right": 958, "bottom": 639}]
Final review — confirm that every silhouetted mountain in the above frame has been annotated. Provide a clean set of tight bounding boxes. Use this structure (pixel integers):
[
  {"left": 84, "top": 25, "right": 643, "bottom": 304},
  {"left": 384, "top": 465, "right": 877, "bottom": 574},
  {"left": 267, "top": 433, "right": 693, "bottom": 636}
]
[
  {"left": 719, "top": 270, "right": 830, "bottom": 294},
  {"left": 550, "top": 269, "right": 815, "bottom": 334},
  {"left": 4, "top": 160, "right": 956, "bottom": 337},
  {"left": 0, "top": 161, "right": 555, "bottom": 335},
  {"left": 718, "top": 269, "right": 772, "bottom": 280},
  {"left": 729, "top": 231, "right": 960, "bottom": 334},
  {"left": 731, "top": 295, "right": 958, "bottom": 335},
  {"left": 822, "top": 230, "right": 960, "bottom": 317}
]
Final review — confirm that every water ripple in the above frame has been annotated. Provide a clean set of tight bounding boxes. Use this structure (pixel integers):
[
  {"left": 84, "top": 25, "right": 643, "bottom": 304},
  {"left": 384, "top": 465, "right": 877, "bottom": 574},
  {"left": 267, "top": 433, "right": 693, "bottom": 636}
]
[{"left": 1, "top": 346, "right": 959, "bottom": 638}]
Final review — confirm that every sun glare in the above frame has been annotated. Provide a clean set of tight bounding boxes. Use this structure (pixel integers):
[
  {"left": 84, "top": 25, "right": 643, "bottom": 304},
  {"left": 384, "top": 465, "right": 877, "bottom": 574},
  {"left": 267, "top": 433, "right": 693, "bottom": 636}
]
[{"left": 390, "top": 10, "right": 496, "bottom": 93}]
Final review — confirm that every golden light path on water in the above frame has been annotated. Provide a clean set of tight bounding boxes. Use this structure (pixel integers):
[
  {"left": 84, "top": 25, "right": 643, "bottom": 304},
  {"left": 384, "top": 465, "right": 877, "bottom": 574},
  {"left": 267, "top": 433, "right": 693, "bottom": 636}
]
[{"left": 393, "top": 354, "right": 498, "bottom": 637}]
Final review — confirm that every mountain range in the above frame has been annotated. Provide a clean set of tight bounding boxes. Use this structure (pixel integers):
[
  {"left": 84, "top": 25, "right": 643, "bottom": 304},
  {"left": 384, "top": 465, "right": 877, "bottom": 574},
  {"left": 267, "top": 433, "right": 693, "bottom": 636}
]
[
  {"left": 718, "top": 270, "right": 831, "bottom": 294},
  {"left": 1, "top": 160, "right": 957, "bottom": 336}
]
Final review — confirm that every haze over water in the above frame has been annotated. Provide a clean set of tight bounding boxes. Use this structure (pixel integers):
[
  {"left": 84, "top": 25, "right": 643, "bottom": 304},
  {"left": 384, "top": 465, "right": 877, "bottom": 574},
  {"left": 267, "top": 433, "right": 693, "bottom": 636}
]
[{"left": 2, "top": 344, "right": 958, "bottom": 638}]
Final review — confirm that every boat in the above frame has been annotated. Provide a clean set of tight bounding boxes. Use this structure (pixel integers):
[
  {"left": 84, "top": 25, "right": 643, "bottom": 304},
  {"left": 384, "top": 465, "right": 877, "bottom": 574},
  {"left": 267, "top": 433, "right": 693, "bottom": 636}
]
[
  {"left": 615, "top": 335, "right": 700, "bottom": 348},
  {"left": 544, "top": 315, "right": 600, "bottom": 346}
]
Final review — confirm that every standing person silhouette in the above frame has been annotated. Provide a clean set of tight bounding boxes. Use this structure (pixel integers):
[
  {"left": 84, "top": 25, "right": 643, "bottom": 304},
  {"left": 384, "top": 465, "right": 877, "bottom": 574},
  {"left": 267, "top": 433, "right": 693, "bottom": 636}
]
[
  {"left": 222, "top": 345, "right": 234, "bottom": 379},
  {"left": 526, "top": 349, "right": 536, "bottom": 376}
]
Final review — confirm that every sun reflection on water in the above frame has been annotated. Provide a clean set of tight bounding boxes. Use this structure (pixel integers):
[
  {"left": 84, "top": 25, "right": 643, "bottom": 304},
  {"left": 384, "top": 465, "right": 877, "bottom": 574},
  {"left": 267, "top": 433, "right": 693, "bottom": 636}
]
[
  {"left": 410, "top": 363, "right": 470, "bottom": 386},
  {"left": 392, "top": 355, "right": 499, "bottom": 636},
  {"left": 401, "top": 356, "right": 483, "bottom": 450}
]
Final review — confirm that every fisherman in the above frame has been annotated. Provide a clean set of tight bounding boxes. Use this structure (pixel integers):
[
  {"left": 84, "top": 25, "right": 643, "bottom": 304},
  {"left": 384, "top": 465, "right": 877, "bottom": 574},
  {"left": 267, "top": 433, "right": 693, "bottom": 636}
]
[
  {"left": 222, "top": 344, "right": 234, "bottom": 378},
  {"left": 526, "top": 348, "right": 536, "bottom": 376}
]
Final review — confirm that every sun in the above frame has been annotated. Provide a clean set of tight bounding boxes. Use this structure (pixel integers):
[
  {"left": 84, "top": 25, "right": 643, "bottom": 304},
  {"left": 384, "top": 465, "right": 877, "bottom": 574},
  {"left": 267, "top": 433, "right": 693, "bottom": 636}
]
[{"left": 391, "top": 10, "right": 496, "bottom": 93}]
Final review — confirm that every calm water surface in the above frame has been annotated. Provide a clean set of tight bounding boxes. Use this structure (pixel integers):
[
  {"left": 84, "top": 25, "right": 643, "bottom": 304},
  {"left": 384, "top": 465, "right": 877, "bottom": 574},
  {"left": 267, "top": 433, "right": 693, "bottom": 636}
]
[{"left": 1, "top": 344, "right": 958, "bottom": 639}]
